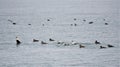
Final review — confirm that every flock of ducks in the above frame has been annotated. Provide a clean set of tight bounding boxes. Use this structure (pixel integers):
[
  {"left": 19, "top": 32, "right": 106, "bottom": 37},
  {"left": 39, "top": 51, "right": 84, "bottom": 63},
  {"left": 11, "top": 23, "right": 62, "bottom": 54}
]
[
  {"left": 8, "top": 18, "right": 109, "bottom": 26},
  {"left": 16, "top": 37, "right": 114, "bottom": 49},
  {"left": 94, "top": 40, "right": 114, "bottom": 49},
  {"left": 8, "top": 18, "right": 112, "bottom": 49}
]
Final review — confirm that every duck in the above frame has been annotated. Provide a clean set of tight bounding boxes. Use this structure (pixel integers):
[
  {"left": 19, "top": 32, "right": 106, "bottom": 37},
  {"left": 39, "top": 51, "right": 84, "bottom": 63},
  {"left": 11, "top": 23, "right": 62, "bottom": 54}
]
[
  {"left": 64, "top": 43, "right": 69, "bottom": 46},
  {"left": 95, "top": 40, "right": 101, "bottom": 45},
  {"left": 79, "top": 44, "right": 85, "bottom": 48},
  {"left": 71, "top": 41, "right": 79, "bottom": 45},
  {"left": 74, "top": 18, "right": 77, "bottom": 21},
  {"left": 13, "top": 23, "right": 16, "bottom": 25},
  {"left": 100, "top": 46, "right": 106, "bottom": 49},
  {"left": 16, "top": 37, "right": 21, "bottom": 45},
  {"left": 83, "top": 19, "right": 86, "bottom": 22},
  {"left": 70, "top": 24, "right": 73, "bottom": 26},
  {"left": 107, "top": 44, "right": 114, "bottom": 47},
  {"left": 8, "top": 19, "right": 13, "bottom": 22},
  {"left": 105, "top": 23, "right": 108, "bottom": 25},
  {"left": 89, "top": 22, "right": 94, "bottom": 24},
  {"left": 33, "top": 39, "right": 39, "bottom": 42},
  {"left": 49, "top": 38, "right": 55, "bottom": 41},
  {"left": 47, "top": 19, "right": 50, "bottom": 21},
  {"left": 74, "top": 23, "right": 77, "bottom": 26},
  {"left": 41, "top": 41, "right": 48, "bottom": 44},
  {"left": 28, "top": 24, "right": 31, "bottom": 25},
  {"left": 57, "top": 41, "right": 63, "bottom": 44}
]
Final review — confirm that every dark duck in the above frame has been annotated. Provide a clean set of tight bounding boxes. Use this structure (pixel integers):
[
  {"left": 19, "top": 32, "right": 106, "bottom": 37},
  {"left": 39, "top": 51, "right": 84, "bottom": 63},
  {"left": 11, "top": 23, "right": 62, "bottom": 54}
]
[
  {"left": 49, "top": 38, "right": 55, "bottom": 41},
  {"left": 107, "top": 44, "right": 114, "bottom": 47},
  {"left": 33, "top": 39, "right": 39, "bottom": 42},
  {"left": 95, "top": 40, "right": 101, "bottom": 45}
]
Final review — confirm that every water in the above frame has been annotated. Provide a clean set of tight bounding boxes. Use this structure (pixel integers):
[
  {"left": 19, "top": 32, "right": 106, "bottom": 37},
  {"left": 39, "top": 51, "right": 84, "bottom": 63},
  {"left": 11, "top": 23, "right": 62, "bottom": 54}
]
[
  {"left": 0, "top": 14, "right": 119, "bottom": 67},
  {"left": 0, "top": 0, "right": 119, "bottom": 67}
]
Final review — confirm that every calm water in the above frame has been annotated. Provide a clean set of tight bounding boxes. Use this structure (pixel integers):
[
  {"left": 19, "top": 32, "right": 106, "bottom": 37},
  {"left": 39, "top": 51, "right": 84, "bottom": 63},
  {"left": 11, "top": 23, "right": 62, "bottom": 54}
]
[{"left": 0, "top": 14, "right": 119, "bottom": 67}]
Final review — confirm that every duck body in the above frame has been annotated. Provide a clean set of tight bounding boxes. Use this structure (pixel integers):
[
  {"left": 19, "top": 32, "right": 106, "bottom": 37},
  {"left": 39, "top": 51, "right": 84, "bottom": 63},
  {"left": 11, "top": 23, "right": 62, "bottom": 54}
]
[
  {"left": 107, "top": 44, "right": 114, "bottom": 47},
  {"left": 100, "top": 46, "right": 106, "bottom": 49},
  {"left": 41, "top": 41, "right": 48, "bottom": 44},
  {"left": 49, "top": 38, "right": 55, "bottom": 41},
  {"left": 79, "top": 44, "right": 85, "bottom": 48},
  {"left": 33, "top": 39, "right": 39, "bottom": 42},
  {"left": 95, "top": 40, "right": 101, "bottom": 45},
  {"left": 16, "top": 37, "right": 21, "bottom": 45}
]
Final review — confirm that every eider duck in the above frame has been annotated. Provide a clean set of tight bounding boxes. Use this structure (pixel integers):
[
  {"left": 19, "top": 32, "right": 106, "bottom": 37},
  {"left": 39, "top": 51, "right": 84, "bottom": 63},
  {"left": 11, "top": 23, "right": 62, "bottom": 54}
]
[
  {"left": 100, "top": 46, "right": 106, "bottom": 49},
  {"left": 107, "top": 44, "right": 114, "bottom": 47},
  {"left": 64, "top": 43, "right": 69, "bottom": 46},
  {"left": 57, "top": 41, "right": 64, "bottom": 44},
  {"left": 95, "top": 40, "right": 101, "bottom": 45},
  {"left": 79, "top": 44, "right": 85, "bottom": 48},
  {"left": 105, "top": 23, "right": 108, "bottom": 25},
  {"left": 33, "top": 39, "right": 39, "bottom": 42},
  {"left": 89, "top": 22, "right": 94, "bottom": 24},
  {"left": 13, "top": 23, "right": 16, "bottom": 25},
  {"left": 16, "top": 37, "right": 21, "bottom": 45},
  {"left": 71, "top": 41, "right": 78, "bottom": 45},
  {"left": 41, "top": 41, "right": 48, "bottom": 44},
  {"left": 74, "top": 23, "right": 77, "bottom": 26},
  {"left": 49, "top": 38, "right": 55, "bottom": 41}
]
